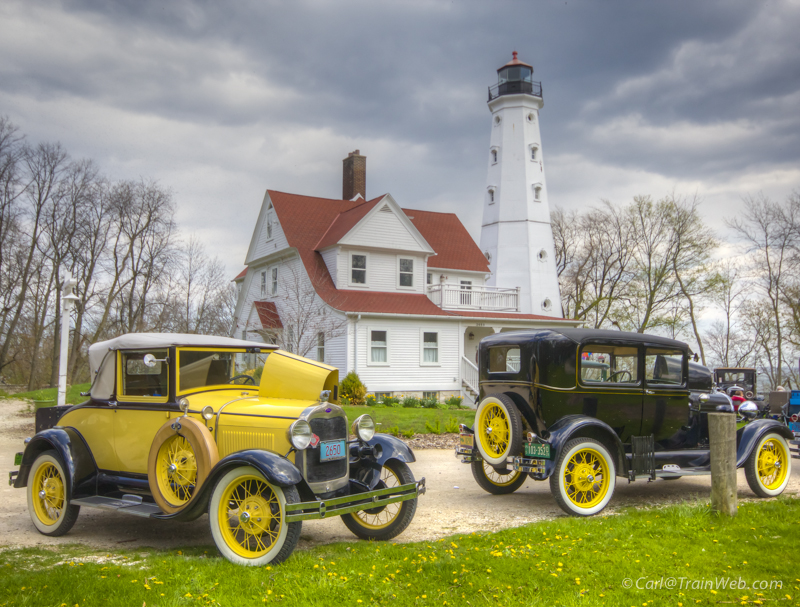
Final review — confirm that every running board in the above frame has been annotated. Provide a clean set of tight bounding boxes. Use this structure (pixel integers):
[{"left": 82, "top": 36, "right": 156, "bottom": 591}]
[
  {"left": 630, "top": 468, "right": 712, "bottom": 481},
  {"left": 71, "top": 495, "right": 163, "bottom": 518}
]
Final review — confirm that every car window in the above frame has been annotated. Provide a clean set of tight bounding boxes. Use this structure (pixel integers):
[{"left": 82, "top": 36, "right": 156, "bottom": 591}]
[
  {"left": 122, "top": 350, "right": 169, "bottom": 398},
  {"left": 580, "top": 345, "right": 638, "bottom": 385},
  {"left": 488, "top": 346, "right": 521, "bottom": 373},
  {"left": 645, "top": 348, "right": 685, "bottom": 386},
  {"left": 179, "top": 350, "right": 237, "bottom": 391}
]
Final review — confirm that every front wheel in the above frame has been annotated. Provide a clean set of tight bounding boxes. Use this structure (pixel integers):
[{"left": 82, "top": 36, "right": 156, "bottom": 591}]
[
  {"left": 341, "top": 460, "right": 417, "bottom": 541},
  {"left": 550, "top": 438, "right": 616, "bottom": 516},
  {"left": 208, "top": 466, "right": 302, "bottom": 566},
  {"left": 470, "top": 460, "right": 526, "bottom": 495},
  {"left": 745, "top": 433, "right": 792, "bottom": 498},
  {"left": 27, "top": 451, "right": 80, "bottom": 536}
]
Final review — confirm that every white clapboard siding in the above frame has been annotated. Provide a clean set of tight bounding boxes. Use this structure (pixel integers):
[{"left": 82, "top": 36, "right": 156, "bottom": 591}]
[
  {"left": 351, "top": 318, "right": 460, "bottom": 392},
  {"left": 342, "top": 206, "right": 427, "bottom": 253},
  {"left": 427, "top": 269, "right": 486, "bottom": 288},
  {"left": 320, "top": 248, "right": 339, "bottom": 288},
  {"left": 340, "top": 249, "right": 426, "bottom": 293},
  {"left": 249, "top": 194, "right": 290, "bottom": 263}
]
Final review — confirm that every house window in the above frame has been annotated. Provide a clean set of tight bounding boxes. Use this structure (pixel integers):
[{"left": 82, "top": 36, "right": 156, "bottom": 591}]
[
  {"left": 374, "top": 392, "right": 392, "bottom": 402},
  {"left": 316, "top": 332, "right": 325, "bottom": 362},
  {"left": 422, "top": 391, "right": 439, "bottom": 401},
  {"left": 271, "top": 267, "right": 278, "bottom": 295},
  {"left": 370, "top": 330, "right": 388, "bottom": 364},
  {"left": 460, "top": 280, "right": 472, "bottom": 305},
  {"left": 399, "top": 258, "right": 414, "bottom": 288},
  {"left": 351, "top": 254, "right": 367, "bottom": 284},
  {"left": 260, "top": 271, "right": 267, "bottom": 297},
  {"left": 427, "top": 272, "right": 432, "bottom": 285},
  {"left": 422, "top": 332, "right": 439, "bottom": 364},
  {"left": 266, "top": 207, "right": 273, "bottom": 240}
]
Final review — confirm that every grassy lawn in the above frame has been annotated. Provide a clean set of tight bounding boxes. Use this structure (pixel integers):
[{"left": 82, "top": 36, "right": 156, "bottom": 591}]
[
  {"left": 343, "top": 406, "right": 474, "bottom": 435},
  {"left": 1, "top": 498, "right": 798, "bottom": 606},
  {"left": 0, "top": 383, "right": 91, "bottom": 406}
]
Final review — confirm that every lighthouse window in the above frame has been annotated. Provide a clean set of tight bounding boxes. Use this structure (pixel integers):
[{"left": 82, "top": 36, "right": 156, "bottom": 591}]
[
  {"left": 533, "top": 185, "right": 542, "bottom": 201},
  {"left": 488, "top": 188, "right": 495, "bottom": 204},
  {"left": 530, "top": 146, "right": 538, "bottom": 161},
  {"left": 491, "top": 149, "right": 498, "bottom": 163}
]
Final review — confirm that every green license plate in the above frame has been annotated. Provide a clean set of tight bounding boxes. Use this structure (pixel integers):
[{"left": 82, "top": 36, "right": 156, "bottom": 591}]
[
  {"left": 14, "top": 452, "right": 22, "bottom": 466},
  {"left": 524, "top": 442, "right": 551, "bottom": 459},
  {"left": 459, "top": 433, "right": 474, "bottom": 448}
]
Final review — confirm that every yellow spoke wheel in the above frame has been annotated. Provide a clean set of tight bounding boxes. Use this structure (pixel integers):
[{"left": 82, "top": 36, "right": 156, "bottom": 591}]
[
  {"left": 26, "top": 451, "right": 80, "bottom": 536},
  {"left": 471, "top": 460, "right": 526, "bottom": 495},
  {"left": 147, "top": 416, "right": 219, "bottom": 514},
  {"left": 474, "top": 395, "right": 523, "bottom": 466},
  {"left": 342, "top": 460, "right": 417, "bottom": 541},
  {"left": 208, "top": 466, "right": 301, "bottom": 566},
  {"left": 745, "top": 433, "right": 792, "bottom": 498},
  {"left": 551, "top": 438, "right": 616, "bottom": 516}
]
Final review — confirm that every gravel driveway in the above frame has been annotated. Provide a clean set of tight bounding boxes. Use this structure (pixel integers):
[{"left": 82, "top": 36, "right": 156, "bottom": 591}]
[{"left": 2, "top": 398, "right": 798, "bottom": 553}]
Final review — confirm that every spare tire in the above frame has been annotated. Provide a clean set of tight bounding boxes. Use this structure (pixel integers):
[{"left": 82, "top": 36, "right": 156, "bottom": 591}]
[
  {"left": 147, "top": 416, "right": 219, "bottom": 514},
  {"left": 474, "top": 394, "right": 523, "bottom": 466}
]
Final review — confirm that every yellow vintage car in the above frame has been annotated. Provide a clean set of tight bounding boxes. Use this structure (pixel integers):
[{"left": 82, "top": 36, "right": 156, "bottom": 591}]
[{"left": 9, "top": 334, "right": 424, "bottom": 565}]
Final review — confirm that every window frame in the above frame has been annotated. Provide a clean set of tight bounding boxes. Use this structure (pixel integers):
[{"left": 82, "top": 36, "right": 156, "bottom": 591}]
[
  {"left": 349, "top": 251, "right": 369, "bottom": 287},
  {"left": 397, "top": 256, "right": 415, "bottom": 290},
  {"left": 175, "top": 347, "right": 249, "bottom": 395},
  {"left": 260, "top": 271, "right": 267, "bottom": 298},
  {"left": 368, "top": 328, "right": 390, "bottom": 366},
  {"left": 117, "top": 349, "right": 170, "bottom": 403},
  {"left": 420, "top": 329, "right": 440, "bottom": 366},
  {"left": 270, "top": 266, "right": 278, "bottom": 296},
  {"left": 577, "top": 343, "right": 642, "bottom": 388},
  {"left": 316, "top": 332, "right": 325, "bottom": 363},
  {"left": 266, "top": 206, "right": 274, "bottom": 241},
  {"left": 644, "top": 347, "right": 687, "bottom": 389}
]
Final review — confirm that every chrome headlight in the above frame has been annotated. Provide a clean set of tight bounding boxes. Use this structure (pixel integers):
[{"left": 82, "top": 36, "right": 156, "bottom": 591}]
[
  {"left": 178, "top": 398, "right": 190, "bottom": 414},
  {"left": 287, "top": 419, "right": 313, "bottom": 450},
  {"left": 201, "top": 405, "right": 214, "bottom": 421},
  {"left": 352, "top": 414, "right": 375, "bottom": 442},
  {"left": 739, "top": 401, "right": 758, "bottom": 420}
]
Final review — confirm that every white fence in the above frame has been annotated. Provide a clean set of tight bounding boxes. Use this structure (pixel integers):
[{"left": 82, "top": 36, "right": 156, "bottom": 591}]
[{"left": 427, "top": 284, "right": 520, "bottom": 312}]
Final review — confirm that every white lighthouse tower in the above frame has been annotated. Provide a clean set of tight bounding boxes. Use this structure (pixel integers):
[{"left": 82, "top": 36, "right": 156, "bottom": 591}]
[{"left": 480, "top": 52, "right": 562, "bottom": 316}]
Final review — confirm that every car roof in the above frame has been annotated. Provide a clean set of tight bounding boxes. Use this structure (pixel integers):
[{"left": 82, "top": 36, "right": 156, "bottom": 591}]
[{"left": 482, "top": 328, "right": 689, "bottom": 350}]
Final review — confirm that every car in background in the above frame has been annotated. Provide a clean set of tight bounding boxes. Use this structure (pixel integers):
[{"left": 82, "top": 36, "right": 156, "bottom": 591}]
[
  {"left": 456, "top": 328, "right": 794, "bottom": 516},
  {"left": 10, "top": 334, "right": 424, "bottom": 565}
]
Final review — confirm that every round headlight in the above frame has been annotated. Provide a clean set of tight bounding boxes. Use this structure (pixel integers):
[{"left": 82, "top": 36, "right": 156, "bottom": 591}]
[
  {"left": 352, "top": 414, "right": 375, "bottom": 442},
  {"left": 287, "top": 419, "right": 312, "bottom": 450},
  {"left": 201, "top": 405, "right": 214, "bottom": 421},
  {"left": 178, "top": 398, "right": 190, "bottom": 413},
  {"left": 739, "top": 401, "right": 758, "bottom": 420}
]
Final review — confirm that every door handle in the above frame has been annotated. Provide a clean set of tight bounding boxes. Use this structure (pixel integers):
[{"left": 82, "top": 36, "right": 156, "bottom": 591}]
[
  {"left": 108, "top": 401, "right": 118, "bottom": 408},
  {"left": 645, "top": 390, "right": 655, "bottom": 395}
]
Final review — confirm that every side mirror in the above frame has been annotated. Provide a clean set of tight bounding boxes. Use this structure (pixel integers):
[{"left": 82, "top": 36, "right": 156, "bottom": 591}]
[{"left": 143, "top": 353, "right": 168, "bottom": 367}]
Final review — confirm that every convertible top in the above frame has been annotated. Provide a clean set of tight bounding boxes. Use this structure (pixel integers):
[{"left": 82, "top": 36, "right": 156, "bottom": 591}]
[{"left": 88, "top": 333, "right": 277, "bottom": 400}]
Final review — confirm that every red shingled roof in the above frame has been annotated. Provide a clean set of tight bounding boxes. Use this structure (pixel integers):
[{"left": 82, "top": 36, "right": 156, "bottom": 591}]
[
  {"left": 245, "top": 190, "right": 561, "bottom": 321},
  {"left": 254, "top": 300, "right": 283, "bottom": 329}
]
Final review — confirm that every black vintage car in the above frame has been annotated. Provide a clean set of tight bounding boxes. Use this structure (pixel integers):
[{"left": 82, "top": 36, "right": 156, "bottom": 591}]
[
  {"left": 456, "top": 329, "right": 795, "bottom": 516},
  {"left": 714, "top": 367, "right": 760, "bottom": 400}
]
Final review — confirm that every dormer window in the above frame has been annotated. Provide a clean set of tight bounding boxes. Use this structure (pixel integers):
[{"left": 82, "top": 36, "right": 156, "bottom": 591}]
[
  {"left": 399, "top": 258, "right": 414, "bottom": 288},
  {"left": 351, "top": 254, "right": 367, "bottom": 284}
]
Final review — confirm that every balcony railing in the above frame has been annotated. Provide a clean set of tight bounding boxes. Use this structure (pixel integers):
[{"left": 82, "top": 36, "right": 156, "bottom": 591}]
[
  {"left": 488, "top": 80, "right": 542, "bottom": 101},
  {"left": 427, "top": 284, "right": 520, "bottom": 312}
]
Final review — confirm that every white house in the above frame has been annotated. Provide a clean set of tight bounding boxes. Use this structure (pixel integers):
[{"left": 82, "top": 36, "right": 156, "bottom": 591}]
[{"left": 232, "top": 56, "right": 579, "bottom": 404}]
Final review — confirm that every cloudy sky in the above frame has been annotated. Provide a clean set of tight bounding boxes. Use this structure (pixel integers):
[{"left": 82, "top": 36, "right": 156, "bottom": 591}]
[{"left": 2, "top": 0, "right": 799, "bottom": 275}]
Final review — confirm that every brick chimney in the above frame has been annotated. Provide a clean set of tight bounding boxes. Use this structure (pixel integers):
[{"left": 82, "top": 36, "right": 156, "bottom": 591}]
[{"left": 342, "top": 150, "right": 366, "bottom": 200}]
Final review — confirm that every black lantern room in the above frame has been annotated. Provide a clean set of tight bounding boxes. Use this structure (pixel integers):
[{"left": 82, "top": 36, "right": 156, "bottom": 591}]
[{"left": 489, "top": 52, "right": 542, "bottom": 101}]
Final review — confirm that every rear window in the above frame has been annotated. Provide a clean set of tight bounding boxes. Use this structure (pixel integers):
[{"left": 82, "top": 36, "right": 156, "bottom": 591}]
[{"left": 488, "top": 346, "right": 521, "bottom": 373}]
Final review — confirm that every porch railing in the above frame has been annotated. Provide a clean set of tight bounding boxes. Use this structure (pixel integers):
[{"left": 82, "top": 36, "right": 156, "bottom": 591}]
[
  {"left": 461, "top": 356, "right": 479, "bottom": 400},
  {"left": 427, "top": 284, "right": 520, "bottom": 312}
]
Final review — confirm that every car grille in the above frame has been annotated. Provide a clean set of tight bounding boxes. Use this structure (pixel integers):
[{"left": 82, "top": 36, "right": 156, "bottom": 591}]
[{"left": 305, "top": 416, "right": 348, "bottom": 483}]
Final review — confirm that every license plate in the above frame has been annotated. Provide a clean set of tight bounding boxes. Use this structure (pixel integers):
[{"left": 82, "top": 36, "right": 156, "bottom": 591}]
[
  {"left": 320, "top": 440, "right": 345, "bottom": 462},
  {"left": 459, "top": 433, "right": 474, "bottom": 448},
  {"left": 524, "top": 442, "right": 551, "bottom": 459}
]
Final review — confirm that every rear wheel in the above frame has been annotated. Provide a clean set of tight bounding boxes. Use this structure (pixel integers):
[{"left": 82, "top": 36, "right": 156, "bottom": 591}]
[
  {"left": 471, "top": 460, "right": 526, "bottom": 494},
  {"left": 474, "top": 395, "right": 523, "bottom": 466},
  {"left": 341, "top": 460, "right": 417, "bottom": 541},
  {"left": 208, "top": 466, "right": 302, "bottom": 566},
  {"left": 745, "top": 433, "right": 791, "bottom": 497},
  {"left": 550, "top": 438, "right": 616, "bottom": 516},
  {"left": 27, "top": 451, "right": 80, "bottom": 536}
]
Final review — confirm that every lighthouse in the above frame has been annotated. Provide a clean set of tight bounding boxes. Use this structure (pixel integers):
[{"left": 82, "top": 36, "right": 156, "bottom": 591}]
[{"left": 479, "top": 52, "right": 562, "bottom": 316}]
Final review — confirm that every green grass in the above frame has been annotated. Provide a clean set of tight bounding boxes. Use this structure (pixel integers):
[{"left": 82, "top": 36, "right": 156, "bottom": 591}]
[
  {"left": 1, "top": 497, "right": 798, "bottom": 606},
  {"left": 343, "top": 405, "right": 474, "bottom": 435},
  {"left": 1, "top": 383, "right": 91, "bottom": 406}
]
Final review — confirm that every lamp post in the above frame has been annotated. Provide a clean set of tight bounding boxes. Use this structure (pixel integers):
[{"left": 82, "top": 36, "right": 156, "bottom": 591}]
[{"left": 58, "top": 272, "right": 79, "bottom": 407}]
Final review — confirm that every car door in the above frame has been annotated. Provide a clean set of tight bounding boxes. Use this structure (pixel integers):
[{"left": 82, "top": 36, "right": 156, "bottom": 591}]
[
  {"left": 639, "top": 347, "right": 689, "bottom": 449},
  {"left": 578, "top": 342, "right": 643, "bottom": 442},
  {"left": 113, "top": 349, "right": 174, "bottom": 474}
]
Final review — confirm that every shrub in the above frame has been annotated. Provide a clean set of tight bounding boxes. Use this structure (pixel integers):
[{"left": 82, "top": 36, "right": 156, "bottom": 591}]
[
  {"left": 387, "top": 425, "right": 400, "bottom": 437},
  {"left": 444, "top": 416, "right": 460, "bottom": 433},
  {"left": 419, "top": 397, "right": 438, "bottom": 409},
  {"left": 445, "top": 395, "right": 464, "bottom": 409},
  {"left": 425, "top": 419, "right": 442, "bottom": 435},
  {"left": 401, "top": 396, "right": 420, "bottom": 408},
  {"left": 364, "top": 395, "right": 379, "bottom": 407},
  {"left": 401, "top": 429, "right": 416, "bottom": 439},
  {"left": 340, "top": 371, "right": 367, "bottom": 406}
]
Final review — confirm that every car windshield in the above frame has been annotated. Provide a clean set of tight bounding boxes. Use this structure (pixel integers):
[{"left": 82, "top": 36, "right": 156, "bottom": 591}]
[{"left": 179, "top": 350, "right": 237, "bottom": 391}]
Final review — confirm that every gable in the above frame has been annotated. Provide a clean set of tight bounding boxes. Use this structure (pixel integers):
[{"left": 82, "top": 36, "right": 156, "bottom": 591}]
[
  {"left": 338, "top": 196, "right": 433, "bottom": 254},
  {"left": 245, "top": 192, "right": 288, "bottom": 265}
]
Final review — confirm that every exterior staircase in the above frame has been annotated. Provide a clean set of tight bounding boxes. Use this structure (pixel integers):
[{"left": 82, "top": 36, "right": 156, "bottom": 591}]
[{"left": 461, "top": 356, "right": 479, "bottom": 408}]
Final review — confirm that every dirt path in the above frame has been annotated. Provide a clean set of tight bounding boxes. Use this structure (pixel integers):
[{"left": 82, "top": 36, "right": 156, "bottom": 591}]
[{"left": 2, "top": 398, "right": 798, "bottom": 553}]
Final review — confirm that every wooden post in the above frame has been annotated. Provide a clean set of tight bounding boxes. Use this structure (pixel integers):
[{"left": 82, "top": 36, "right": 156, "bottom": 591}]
[{"left": 708, "top": 412, "right": 738, "bottom": 516}]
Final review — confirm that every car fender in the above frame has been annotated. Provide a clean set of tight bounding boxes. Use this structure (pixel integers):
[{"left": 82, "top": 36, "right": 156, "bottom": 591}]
[
  {"left": 351, "top": 433, "right": 416, "bottom": 489},
  {"left": 736, "top": 419, "right": 794, "bottom": 468},
  {"left": 153, "top": 449, "right": 303, "bottom": 522},
  {"left": 14, "top": 427, "right": 97, "bottom": 500},
  {"left": 543, "top": 415, "right": 627, "bottom": 478}
]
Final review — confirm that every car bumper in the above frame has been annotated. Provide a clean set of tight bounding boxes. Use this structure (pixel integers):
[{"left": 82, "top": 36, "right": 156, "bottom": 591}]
[{"left": 284, "top": 478, "right": 426, "bottom": 522}]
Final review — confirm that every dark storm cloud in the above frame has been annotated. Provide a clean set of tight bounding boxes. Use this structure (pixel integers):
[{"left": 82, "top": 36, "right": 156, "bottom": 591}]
[{"left": 1, "top": 0, "right": 798, "bottom": 268}]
